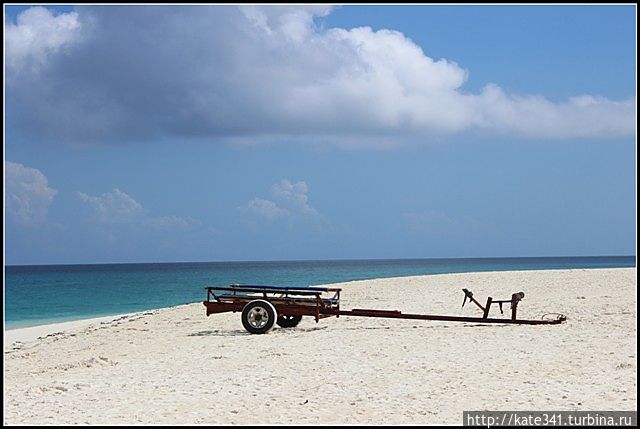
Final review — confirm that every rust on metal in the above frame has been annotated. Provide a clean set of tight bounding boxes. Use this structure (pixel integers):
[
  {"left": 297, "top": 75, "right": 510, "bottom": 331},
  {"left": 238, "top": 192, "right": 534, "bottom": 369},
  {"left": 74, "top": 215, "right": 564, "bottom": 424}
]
[{"left": 462, "top": 288, "right": 485, "bottom": 312}]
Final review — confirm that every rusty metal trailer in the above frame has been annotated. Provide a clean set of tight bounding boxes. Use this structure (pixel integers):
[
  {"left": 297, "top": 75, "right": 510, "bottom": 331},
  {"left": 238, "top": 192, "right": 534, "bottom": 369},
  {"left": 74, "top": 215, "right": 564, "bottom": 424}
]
[{"left": 203, "top": 284, "right": 567, "bottom": 334}]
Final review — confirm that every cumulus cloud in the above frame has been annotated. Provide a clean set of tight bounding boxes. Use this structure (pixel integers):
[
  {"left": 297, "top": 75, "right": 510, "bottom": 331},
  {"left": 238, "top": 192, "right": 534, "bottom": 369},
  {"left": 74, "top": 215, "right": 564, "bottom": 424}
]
[
  {"left": 77, "top": 188, "right": 199, "bottom": 229},
  {"left": 77, "top": 188, "right": 143, "bottom": 223},
  {"left": 271, "top": 180, "right": 318, "bottom": 215},
  {"left": 5, "top": 5, "right": 635, "bottom": 145},
  {"left": 246, "top": 197, "right": 289, "bottom": 220},
  {"left": 243, "top": 179, "right": 318, "bottom": 220},
  {"left": 5, "top": 161, "right": 58, "bottom": 226},
  {"left": 5, "top": 7, "right": 81, "bottom": 76}
]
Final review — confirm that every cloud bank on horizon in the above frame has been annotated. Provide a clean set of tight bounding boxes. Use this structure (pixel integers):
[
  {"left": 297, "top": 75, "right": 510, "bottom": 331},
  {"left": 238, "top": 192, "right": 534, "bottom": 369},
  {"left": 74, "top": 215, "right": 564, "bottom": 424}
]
[
  {"left": 76, "top": 188, "right": 199, "bottom": 229},
  {"left": 5, "top": 5, "right": 636, "bottom": 146},
  {"left": 5, "top": 161, "right": 58, "bottom": 226}
]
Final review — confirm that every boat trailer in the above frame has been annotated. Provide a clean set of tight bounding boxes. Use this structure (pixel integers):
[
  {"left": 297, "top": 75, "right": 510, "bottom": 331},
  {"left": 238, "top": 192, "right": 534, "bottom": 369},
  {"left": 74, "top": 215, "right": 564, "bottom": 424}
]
[{"left": 203, "top": 284, "right": 567, "bottom": 334}]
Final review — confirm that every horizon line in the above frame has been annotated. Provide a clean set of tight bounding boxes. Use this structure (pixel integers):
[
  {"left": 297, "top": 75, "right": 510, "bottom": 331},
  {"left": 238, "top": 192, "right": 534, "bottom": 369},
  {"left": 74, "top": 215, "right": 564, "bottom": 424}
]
[{"left": 4, "top": 254, "right": 637, "bottom": 268}]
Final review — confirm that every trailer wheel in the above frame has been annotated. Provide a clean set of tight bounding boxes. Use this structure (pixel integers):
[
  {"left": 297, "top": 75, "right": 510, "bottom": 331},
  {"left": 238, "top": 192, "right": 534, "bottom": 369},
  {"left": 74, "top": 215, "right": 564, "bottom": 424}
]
[
  {"left": 241, "top": 300, "right": 277, "bottom": 334},
  {"left": 276, "top": 315, "right": 303, "bottom": 328}
]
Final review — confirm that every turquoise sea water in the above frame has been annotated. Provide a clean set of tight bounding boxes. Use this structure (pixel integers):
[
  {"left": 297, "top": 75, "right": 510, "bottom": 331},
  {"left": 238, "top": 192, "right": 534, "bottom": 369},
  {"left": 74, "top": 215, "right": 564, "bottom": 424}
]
[{"left": 4, "top": 256, "right": 635, "bottom": 329}]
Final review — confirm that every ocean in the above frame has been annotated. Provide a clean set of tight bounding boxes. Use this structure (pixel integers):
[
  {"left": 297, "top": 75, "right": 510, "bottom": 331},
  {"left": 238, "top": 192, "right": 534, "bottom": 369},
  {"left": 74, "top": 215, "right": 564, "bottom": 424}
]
[{"left": 4, "top": 256, "right": 635, "bottom": 329}]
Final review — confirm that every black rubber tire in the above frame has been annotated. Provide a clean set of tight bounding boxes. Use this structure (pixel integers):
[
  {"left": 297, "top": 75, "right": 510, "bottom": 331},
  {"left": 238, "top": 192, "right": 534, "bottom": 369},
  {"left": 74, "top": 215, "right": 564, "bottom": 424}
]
[
  {"left": 276, "top": 314, "right": 303, "bottom": 328},
  {"left": 241, "top": 300, "right": 277, "bottom": 334}
]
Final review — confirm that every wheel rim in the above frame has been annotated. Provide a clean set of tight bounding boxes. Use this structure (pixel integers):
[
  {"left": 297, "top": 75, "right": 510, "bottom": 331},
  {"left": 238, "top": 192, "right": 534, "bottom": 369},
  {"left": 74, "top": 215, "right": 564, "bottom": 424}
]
[{"left": 248, "top": 306, "right": 269, "bottom": 328}]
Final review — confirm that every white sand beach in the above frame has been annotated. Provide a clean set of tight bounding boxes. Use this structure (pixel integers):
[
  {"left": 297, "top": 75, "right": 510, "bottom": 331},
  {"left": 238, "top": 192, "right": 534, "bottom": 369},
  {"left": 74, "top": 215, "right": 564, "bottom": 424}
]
[
  {"left": 4, "top": 313, "right": 139, "bottom": 347},
  {"left": 3, "top": 268, "right": 637, "bottom": 424}
]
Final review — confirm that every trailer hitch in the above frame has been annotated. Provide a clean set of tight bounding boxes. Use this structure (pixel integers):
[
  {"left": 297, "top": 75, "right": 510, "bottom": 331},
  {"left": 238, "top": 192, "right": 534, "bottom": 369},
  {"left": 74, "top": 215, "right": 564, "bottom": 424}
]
[{"left": 461, "top": 289, "right": 527, "bottom": 320}]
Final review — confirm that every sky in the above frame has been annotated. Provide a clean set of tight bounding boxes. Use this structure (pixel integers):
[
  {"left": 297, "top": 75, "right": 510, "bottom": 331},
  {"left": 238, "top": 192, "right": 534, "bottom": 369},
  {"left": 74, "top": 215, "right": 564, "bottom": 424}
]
[{"left": 4, "top": 4, "right": 637, "bottom": 265}]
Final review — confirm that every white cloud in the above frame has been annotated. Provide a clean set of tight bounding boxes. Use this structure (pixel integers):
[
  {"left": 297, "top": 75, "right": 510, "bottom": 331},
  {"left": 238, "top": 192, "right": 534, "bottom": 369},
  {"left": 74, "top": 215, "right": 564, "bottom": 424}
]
[
  {"left": 5, "top": 161, "right": 58, "bottom": 226},
  {"left": 77, "top": 188, "right": 143, "bottom": 223},
  {"left": 239, "top": 5, "right": 332, "bottom": 42},
  {"left": 271, "top": 180, "right": 318, "bottom": 215},
  {"left": 5, "top": 6, "right": 635, "bottom": 145},
  {"left": 5, "top": 6, "right": 81, "bottom": 76},
  {"left": 246, "top": 197, "right": 289, "bottom": 220},
  {"left": 243, "top": 179, "right": 318, "bottom": 220},
  {"left": 77, "top": 188, "right": 198, "bottom": 229}
]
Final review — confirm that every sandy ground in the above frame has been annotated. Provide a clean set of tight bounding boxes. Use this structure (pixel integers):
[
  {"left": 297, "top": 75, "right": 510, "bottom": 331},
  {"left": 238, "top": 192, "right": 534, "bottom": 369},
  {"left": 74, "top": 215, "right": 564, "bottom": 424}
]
[
  {"left": 4, "top": 313, "right": 138, "bottom": 347},
  {"left": 3, "top": 268, "right": 637, "bottom": 424}
]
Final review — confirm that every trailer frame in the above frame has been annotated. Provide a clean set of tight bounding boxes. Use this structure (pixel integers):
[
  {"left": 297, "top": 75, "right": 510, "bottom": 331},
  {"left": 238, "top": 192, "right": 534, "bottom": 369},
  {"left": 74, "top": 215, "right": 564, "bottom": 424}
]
[{"left": 203, "top": 283, "right": 567, "bottom": 334}]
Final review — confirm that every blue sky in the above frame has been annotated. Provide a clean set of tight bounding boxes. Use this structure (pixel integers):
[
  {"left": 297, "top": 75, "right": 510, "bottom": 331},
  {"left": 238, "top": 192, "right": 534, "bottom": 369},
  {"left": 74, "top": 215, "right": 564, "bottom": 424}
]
[{"left": 4, "top": 5, "right": 636, "bottom": 265}]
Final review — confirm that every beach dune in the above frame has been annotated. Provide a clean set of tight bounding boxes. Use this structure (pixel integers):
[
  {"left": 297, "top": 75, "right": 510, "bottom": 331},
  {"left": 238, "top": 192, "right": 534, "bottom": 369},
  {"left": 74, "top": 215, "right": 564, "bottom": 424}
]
[{"left": 4, "top": 268, "right": 637, "bottom": 424}]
